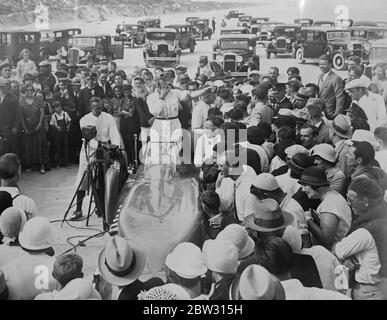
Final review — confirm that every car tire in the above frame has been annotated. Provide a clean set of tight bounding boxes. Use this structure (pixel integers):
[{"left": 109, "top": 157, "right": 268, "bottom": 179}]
[
  {"left": 295, "top": 48, "right": 305, "bottom": 64},
  {"left": 333, "top": 52, "right": 346, "bottom": 70},
  {"left": 266, "top": 51, "right": 271, "bottom": 59},
  {"left": 130, "top": 38, "right": 135, "bottom": 49}
]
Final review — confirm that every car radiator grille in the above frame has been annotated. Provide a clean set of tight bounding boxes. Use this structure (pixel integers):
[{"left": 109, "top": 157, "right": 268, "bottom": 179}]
[
  {"left": 224, "top": 55, "right": 236, "bottom": 72},
  {"left": 352, "top": 50, "right": 362, "bottom": 58},
  {"left": 353, "top": 43, "right": 362, "bottom": 50},
  {"left": 276, "top": 39, "right": 287, "bottom": 49},
  {"left": 157, "top": 44, "right": 169, "bottom": 57}
]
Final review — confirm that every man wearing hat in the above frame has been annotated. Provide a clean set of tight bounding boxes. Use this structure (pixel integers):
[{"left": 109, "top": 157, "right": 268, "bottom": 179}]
[
  {"left": 299, "top": 166, "right": 352, "bottom": 250},
  {"left": 268, "top": 83, "right": 293, "bottom": 115},
  {"left": 345, "top": 78, "right": 387, "bottom": 131},
  {"left": 195, "top": 55, "right": 215, "bottom": 79},
  {"left": 38, "top": 60, "right": 56, "bottom": 92},
  {"left": 248, "top": 70, "right": 260, "bottom": 84},
  {"left": 192, "top": 88, "right": 217, "bottom": 135},
  {"left": 293, "top": 87, "right": 310, "bottom": 110},
  {"left": 317, "top": 55, "right": 345, "bottom": 120}
]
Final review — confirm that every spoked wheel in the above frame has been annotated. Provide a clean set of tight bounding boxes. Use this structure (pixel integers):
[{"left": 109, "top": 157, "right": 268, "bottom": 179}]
[
  {"left": 333, "top": 53, "right": 346, "bottom": 70},
  {"left": 295, "top": 48, "right": 305, "bottom": 64}
]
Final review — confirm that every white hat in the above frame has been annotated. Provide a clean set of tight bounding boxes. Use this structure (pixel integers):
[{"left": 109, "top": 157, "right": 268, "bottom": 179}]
[
  {"left": 278, "top": 108, "right": 292, "bottom": 117},
  {"left": 18, "top": 217, "right": 56, "bottom": 251},
  {"left": 282, "top": 225, "right": 302, "bottom": 254},
  {"left": 202, "top": 239, "right": 238, "bottom": 274},
  {"left": 55, "top": 279, "right": 102, "bottom": 300},
  {"left": 217, "top": 224, "right": 255, "bottom": 259},
  {"left": 285, "top": 144, "right": 309, "bottom": 158},
  {"left": 248, "top": 70, "right": 260, "bottom": 77},
  {"left": 310, "top": 143, "right": 337, "bottom": 163},
  {"left": 0, "top": 207, "right": 26, "bottom": 240},
  {"left": 345, "top": 78, "right": 371, "bottom": 90},
  {"left": 240, "top": 84, "right": 254, "bottom": 95},
  {"left": 165, "top": 242, "right": 207, "bottom": 279},
  {"left": 252, "top": 173, "right": 280, "bottom": 191},
  {"left": 346, "top": 129, "right": 377, "bottom": 146}
]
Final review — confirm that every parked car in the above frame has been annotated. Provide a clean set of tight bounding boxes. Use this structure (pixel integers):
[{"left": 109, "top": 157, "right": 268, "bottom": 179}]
[
  {"left": 220, "top": 27, "right": 249, "bottom": 36},
  {"left": 66, "top": 34, "right": 124, "bottom": 65},
  {"left": 257, "top": 21, "right": 285, "bottom": 45},
  {"left": 266, "top": 25, "right": 301, "bottom": 58},
  {"left": 137, "top": 18, "right": 161, "bottom": 29},
  {"left": 212, "top": 34, "right": 260, "bottom": 78},
  {"left": 250, "top": 24, "right": 262, "bottom": 37},
  {"left": 350, "top": 26, "right": 387, "bottom": 43},
  {"left": 353, "top": 21, "right": 379, "bottom": 27},
  {"left": 0, "top": 31, "right": 41, "bottom": 66},
  {"left": 186, "top": 17, "right": 200, "bottom": 24},
  {"left": 294, "top": 18, "right": 314, "bottom": 27},
  {"left": 143, "top": 28, "right": 181, "bottom": 68},
  {"left": 226, "top": 10, "right": 241, "bottom": 20},
  {"left": 164, "top": 24, "right": 196, "bottom": 53},
  {"left": 237, "top": 15, "right": 252, "bottom": 28},
  {"left": 191, "top": 19, "right": 213, "bottom": 40},
  {"left": 293, "top": 27, "right": 366, "bottom": 70},
  {"left": 335, "top": 19, "right": 354, "bottom": 28},
  {"left": 364, "top": 39, "right": 387, "bottom": 78},
  {"left": 114, "top": 24, "right": 145, "bottom": 48},
  {"left": 251, "top": 17, "right": 270, "bottom": 25},
  {"left": 39, "top": 28, "right": 81, "bottom": 59},
  {"left": 313, "top": 20, "right": 335, "bottom": 27}
]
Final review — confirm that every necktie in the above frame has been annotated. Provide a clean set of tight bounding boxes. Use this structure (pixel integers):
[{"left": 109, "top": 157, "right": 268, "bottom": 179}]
[{"left": 318, "top": 74, "right": 324, "bottom": 90}]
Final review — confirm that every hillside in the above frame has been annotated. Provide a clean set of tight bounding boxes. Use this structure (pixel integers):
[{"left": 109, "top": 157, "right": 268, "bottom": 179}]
[{"left": 0, "top": 0, "right": 256, "bottom": 27}]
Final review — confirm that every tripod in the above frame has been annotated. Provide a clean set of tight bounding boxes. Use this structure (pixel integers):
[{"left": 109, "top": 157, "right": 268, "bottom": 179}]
[{"left": 62, "top": 141, "right": 108, "bottom": 231}]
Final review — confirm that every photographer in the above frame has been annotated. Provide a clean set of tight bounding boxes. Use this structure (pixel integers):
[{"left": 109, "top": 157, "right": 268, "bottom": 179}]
[{"left": 70, "top": 97, "right": 120, "bottom": 221}]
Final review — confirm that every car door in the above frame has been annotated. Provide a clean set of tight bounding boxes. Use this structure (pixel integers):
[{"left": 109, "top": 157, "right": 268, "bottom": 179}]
[
  {"left": 304, "top": 31, "right": 325, "bottom": 58},
  {"left": 180, "top": 26, "right": 189, "bottom": 49},
  {"left": 110, "top": 36, "right": 124, "bottom": 59}
]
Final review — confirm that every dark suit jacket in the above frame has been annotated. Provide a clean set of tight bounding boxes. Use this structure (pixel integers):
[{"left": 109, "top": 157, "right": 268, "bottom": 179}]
[
  {"left": 0, "top": 92, "right": 21, "bottom": 135},
  {"left": 99, "top": 81, "right": 113, "bottom": 99},
  {"left": 318, "top": 70, "right": 345, "bottom": 119},
  {"left": 77, "top": 85, "right": 105, "bottom": 116}
]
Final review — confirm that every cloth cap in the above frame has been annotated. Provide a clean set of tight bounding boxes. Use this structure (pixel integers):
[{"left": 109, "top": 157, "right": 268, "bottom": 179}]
[
  {"left": 345, "top": 78, "right": 371, "bottom": 90},
  {"left": 165, "top": 242, "right": 207, "bottom": 279},
  {"left": 217, "top": 224, "right": 255, "bottom": 259},
  {"left": 18, "top": 217, "right": 56, "bottom": 251},
  {"left": 298, "top": 166, "right": 329, "bottom": 187},
  {"left": 346, "top": 129, "right": 377, "bottom": 146},
  {"left": 349, "top": 175, "right": 383, "bottom": 200},
  {"left": 327, "top": 114, "right": 353, "bottom": 139},
  {"left": 310, "top": 143, "right": 337, "bottom": 163},
  {"left": 0, "top": 207, "right": 26, "bottom": 240},
  {"left": 252, "top": 173, "right": 280, "bottom": 191},
  {"left": 202, "top": 239, "right": 238, "bottom": 274}
]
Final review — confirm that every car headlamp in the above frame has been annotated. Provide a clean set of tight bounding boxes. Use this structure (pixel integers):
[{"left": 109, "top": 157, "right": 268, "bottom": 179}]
[
  {"left": 286, "top": 39, "right": 291, "bottom": 44},
  {"left": 236, "top": 55, "right": 243, "bottom": 63},
  {"left": 249, "top": 46, "right": 253, "bottom": 50},
  {"left": 152, "top": 44, "right": 157, "bottom": 51},
  {"left": 168, "top": 43, "right": 175, "bottom": 51},
  {"left": 217, "top": 55, "right": 224, "bottom": 63}
]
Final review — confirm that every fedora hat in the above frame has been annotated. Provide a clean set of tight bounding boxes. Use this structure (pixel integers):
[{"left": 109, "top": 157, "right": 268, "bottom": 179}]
[
  {"left": 291, "top": 109, "right": 309, "bottom": 123},
  {"left": 230, "top": 265, "right": 285, "bottom": 300},
  {"left": 252, "top": 173, "right": 280, "bottom": 192},
  {"left": 0, "top": 206, "right": 27, "bottom": 240},
  {"left": 285, "top": 144, "right": 309, "bottom": 159},
  {"left": 345, "top": 78, "right": 371, "bottom": 91},
  {"left": 295, "top": 87, "right": 310, "bottom": 100},
  {"left": 98, "top": 236, "right": 146, "bottom": 286},
  {"left": 202, "top": 239, "right": 239, "bottom": 274},
  {"left": 298, "top": 166, "right": 329, "bottom": 187},
  {"left": 327, "top": 114, "right": 353, "bottom": 139},
  {"left": 310, "top": 143, "right": 337, "bottom": 163},
  {"left": 18, "top": 217, "right": 56, "bottom": 251},
  {"left": 287, "top": 152, "right": 314, "bottom": 175},
  {"left": 244, "top": 198, "right": 294, "bottom": 232},
  {"left": 165, "top": 242, "right": 207, "bottom": 279},
  {"left": 217, "top": 224, "right": 255, "bottom": 259},
  {"left": 345, "top": 129, "right": 377, "bottom": 146}
]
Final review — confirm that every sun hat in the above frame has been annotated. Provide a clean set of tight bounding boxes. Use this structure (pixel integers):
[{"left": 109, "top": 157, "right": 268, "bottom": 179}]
[
  {"left": 345, "top": 78, "right": 371, "bottom": 91},
  {"left": 326, "top": 114, "right": 353, "bottom": 139},
  {"left": 230, "top": 265, "right": 285, "bottom": 300},
  {"left": 0, "top": 270, "right": 8, "bottom": 299},
  {"left": 349, "top": 175, "right": 384, "bottom": 201},
  {"left": 217, "top": 224, "right": 255, "bottom": 259},
  {"left": 165, "top": 242, "right": 207, "bottom": 279},
  {"left": 0, "top": 207, "right": 27, "bottom": 240},
  {"left": 285, "top": 144, "right": 309, "bottom": 159},
  {"left": 345, "top": 129, "right": 377, "bottom": 146},
  {"left": 202, "top": 239, "right": 239, "bottom": 274},
  {"left": 298, "top": 166, "right": 329, "bottom": 187},
  {"left": 309, "top": 143, "right": 337, "bottom": 163},
  {"left": 18, "top": 216, "right": 56, "bottom": 251},
  {"left": 244, "top": 198, "right": 294, "bottom": 232},
  {"left": 98, "top": 236, "right": 146, "bottom": 286},
  {"left": 252, "top": 173, "right": 280, "bottom": 191},
  {"left": 291, "top": 109, "right": 309, "bottom": 123},
  {"left": 295, "top": 87, "right": 310, "bottom": 100}
]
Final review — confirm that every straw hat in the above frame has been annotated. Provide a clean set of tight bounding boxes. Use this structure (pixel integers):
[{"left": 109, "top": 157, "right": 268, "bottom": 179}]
[
  {"left": 310, "top": 143, "right": 337, "bottom": 163},
  {"left": 18, "top": 217, "right": 56, "bottom": 251},
  {"left": 252, "top": 173, "right": 280, "bottom": 191},
  {"left": 217, "top": 224, "right": 255, "bottom": 259},
  {"left": 202, "top": 239, "right": 239, "bottom": 274},
  {"left": 98, "top": 236, "right": 146, "bottom": 286},
  {"left": 326, "top": 114, "right": 353, "bottom": 139}
]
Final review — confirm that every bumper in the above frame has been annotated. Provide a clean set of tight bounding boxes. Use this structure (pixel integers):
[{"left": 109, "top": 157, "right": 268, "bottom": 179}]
[{"left": 267, "top": 47, "right": 292, "bottom": 53}]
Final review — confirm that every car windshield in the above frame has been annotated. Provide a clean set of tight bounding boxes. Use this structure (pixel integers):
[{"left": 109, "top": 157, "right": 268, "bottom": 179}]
[
  {"left": 222, "top": 30, "right": 244, "bottom": 34},
  {"left": 123, "top": 25, "right": 136, "bottom": 31},
  {"left": 368, "top": 30, "right": 387, "bottom": 39},
  {"left": 371, "top": 47, "right": 387, "bottom": 61},
  {"left": 327, "top": 31, "right": 350, "bottom": 41},
  {"left": 220, "top": 39, "right": 249, "bottom": 50},
  {"left": 147, "top": 32, "right": 175, "bottom": 41},
  {"left": 72, "top": 37, "right": 96, "bottom": 46},
  {"left": 275, "top": 28, "right": 297, "bottom": 37}
]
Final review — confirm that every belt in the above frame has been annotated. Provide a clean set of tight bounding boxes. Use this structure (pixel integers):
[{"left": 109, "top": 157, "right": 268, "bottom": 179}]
[{"left": 155, "top": 116, "right": 178, "bottom": 120}]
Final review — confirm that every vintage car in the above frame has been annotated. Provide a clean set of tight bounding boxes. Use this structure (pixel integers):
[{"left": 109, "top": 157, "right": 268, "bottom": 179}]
[
  {"left": 250, "top": 24, "right": 262, "bottom": 37},
  {"left": 109, "top": 163, "right": 202, "bottom": 274},
  {"left": 313, "top": 20, "right": 335, "bottom": 27},
  {"left": 220, "top": 27, "right": 249, "bottom": 36},
  {"left": 39, "top": 28, "right": 81, "bottom": 59},
  {"left": 0, "top": 31, "right": 40, "bottom": 66},
  {"left": 164, "top": 24, "right": 196, "bottom": 53},
  {"left": 364, "top": 39, "right": 387, "bottom": 78},
  {"left": 294, "top": 18, "right": 314, "bottom": 27},
  {"left": 226, "top": 10, "right": 243, "bottom": 20},
  {"left": 143, "top": 28, "right": 181, "bottom": 68},
  {"left": 251, "top": 17, "right": 270, "bottom": 25},
  {"left": 114, "top": 24, "right": 145, "bottom": 48},
  {"left": 186, "top": 17, "right": 200, "bottom": 24},
  {"left": 257, "top": 22, "right": 284, "bottom": 45},
  {"left": 191, "top": 18, "right": 213, "bottom": 40},
  {"left": 66, "top": 34, "right": 124, "bottom": 65},
  {"left": 266, "top": 25, "right": 301, "bottom": 58},
  {"left": 237, "top": 15, "right": 252, "bottom": 28},
  {"left": 353, "top": 21, "right": 379, "bottom": 27},
  {"left": 335, "top": 19, "right": 354, "bottom": 28},
  {"left": 294, "top": 27, "right": 366, "bottom": 70},
  {"left": 212, "top": 34, "right": 260, "bottom": 78},
  {"left": 350, "top": 26, "right": 387, "bottom": 43},
  {"left": 137, "top": 18, "right": 161, "bottom": 29}
]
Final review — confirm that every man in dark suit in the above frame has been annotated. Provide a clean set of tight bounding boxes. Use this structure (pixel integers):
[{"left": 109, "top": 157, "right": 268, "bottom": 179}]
[
  {"left": 269, "top": 83, "right": 293, "bottom": 115},
  {"left": 78, "top": 73, "right": 104, "bottom": 116},
  {"left": 0, "top": 79, "right": 20, "bottom": 157},
  {"left": 317, "top": 55, "right": 345, "bottom": 120},
  {"left": 98, "top": 69, "right": 113, "bottom": 99}
]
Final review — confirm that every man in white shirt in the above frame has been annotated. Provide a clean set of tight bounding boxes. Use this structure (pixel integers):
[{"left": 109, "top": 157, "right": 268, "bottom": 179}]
[
  {"left": 0, "top": 153, "right": 37, "bottom": 218},
  {"left": 71, "top": 97, "right": 120, "bottom": 221},
  {"left": 374, "top": 127, "right": 387, "bottom": 174}
]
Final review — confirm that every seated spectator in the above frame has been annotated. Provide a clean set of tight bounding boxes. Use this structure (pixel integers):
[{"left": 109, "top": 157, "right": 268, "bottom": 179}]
[
  {"left": 202, "top": 239, "right": 239, "bottom": 300},
  {"left": 374, "top": 127, "right": 387, "bottom": 174},
  {"left": 98, "top": 236, "right": 163, "bottom": 300},
  {"left": 165, "top": 242, "right": 207, "bottom": 299},
  {"left": 0, "top": 153, "right": 37, "bottom": 219},
  {"left": 299, "top": 166, "right": 352, "bottom": 250}
]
